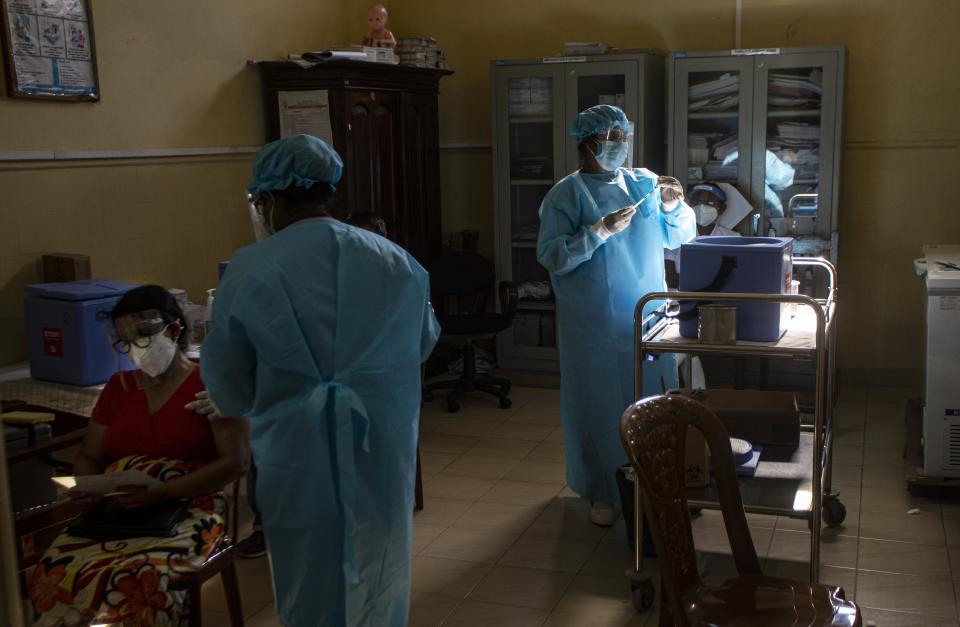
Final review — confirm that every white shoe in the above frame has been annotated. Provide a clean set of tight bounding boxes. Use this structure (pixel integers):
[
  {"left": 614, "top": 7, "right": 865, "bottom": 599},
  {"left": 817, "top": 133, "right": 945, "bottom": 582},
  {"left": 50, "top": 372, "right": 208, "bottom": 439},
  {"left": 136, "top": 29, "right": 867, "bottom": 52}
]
[{"left": 589, "top": 502, "right": 617, "bottom": 527}]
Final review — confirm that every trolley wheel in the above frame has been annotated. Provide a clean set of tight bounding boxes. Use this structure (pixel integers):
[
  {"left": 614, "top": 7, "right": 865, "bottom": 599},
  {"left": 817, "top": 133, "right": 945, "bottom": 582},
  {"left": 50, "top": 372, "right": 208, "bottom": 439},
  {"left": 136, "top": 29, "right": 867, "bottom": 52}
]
[
  {"left": 499, "top": 397, "right": 512, "bottom": 409},
  {"left": 822, "top": 498, "right": 847, "bottom": 527},
  {"left": 446, "top": 400, "right": 461, "bottom": 413},
  {"left": 630, "top": 581, "right": 655, "bottom": 612}
]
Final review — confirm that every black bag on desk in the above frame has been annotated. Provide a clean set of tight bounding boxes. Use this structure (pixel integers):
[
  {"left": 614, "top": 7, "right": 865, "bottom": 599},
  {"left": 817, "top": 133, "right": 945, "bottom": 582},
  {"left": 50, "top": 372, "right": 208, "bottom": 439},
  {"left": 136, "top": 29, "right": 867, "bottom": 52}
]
[
  {"left": 615, "top": 465, "right": 657, "bottom": 558},
  {"left": 67, "top": 498, "right": 188, "bottom": 540}
]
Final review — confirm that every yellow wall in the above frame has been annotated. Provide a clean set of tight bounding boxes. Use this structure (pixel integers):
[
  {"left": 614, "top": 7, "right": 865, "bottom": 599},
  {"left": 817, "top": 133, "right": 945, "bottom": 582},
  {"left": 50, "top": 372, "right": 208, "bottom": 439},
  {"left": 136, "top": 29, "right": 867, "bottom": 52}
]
[
  {"left": 0, "top": 0, "right": 347, "bottom": 366},
  {"left": 355, "top": 0, "right": 960, "bottom": 377}
]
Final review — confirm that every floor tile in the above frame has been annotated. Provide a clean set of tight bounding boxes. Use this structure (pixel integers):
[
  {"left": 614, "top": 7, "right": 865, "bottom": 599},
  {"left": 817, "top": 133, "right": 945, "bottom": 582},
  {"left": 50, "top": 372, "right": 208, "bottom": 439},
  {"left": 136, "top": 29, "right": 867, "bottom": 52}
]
[
  {"left": 525, "top": 442, "right": 566, "bottom": 463},
  {"left": 420, "top": 433, "right": 482, "bottom": 455},
  {"left": 421, "top": 525, "right": 520, "bottom": 564},
  {"left": 491, "top": 421, "right": 556, "bottom": 442},
  {"left": 862, "top": 444, "right": 906, "bottom": 469},
  {"left": 868, "top": 387, "right": 919, "bottom": 406},
  {"left": 861, "top": 487, "right": 942, "bottom": 517},
  {"left": 767, "top": 529, "right": 858, "bottom": 569},
  {"left": 480, "top": 480, "right": 564, "bottom": 507},
  {"left": 859, "top": 510, "right": 946, "bottom": 546},
  {"left": 201, "top": 570, "right": 274, "bottom": 614},
  {"left": 506, "top": 460, "right": 567, "bottom": 485},
  {"left": 856, "top": 569, "right": 958, "bottom": 619},
  {"left": 581, "top": 542, "right": 635, "bottom": 578},
  {"left": 546, "top": 426, "right": 564, "bottom": 443},
  {"left": 509, "top": 404, "right": 562, "bottom": 427},
  {"left": 442, "top": 600, "right": 550, "bottom": 626},
  {"left": 831, "top": 462, "right": 863, "bottom": 488},
  {"left": 435, "top": 417, "right": 503, "bottom": 438},
  {"left": 859, "top": 607, "right": 959, "bottom": 627},
  {"left": 414, "top": 523, "right": 449, "bottom": 555},
  {"left": 414, "top": 497, "right": 476, "bottom": 526},
  {"left": 862, "top": 463, "right": 909, "bottom": 489},
  {"left": 602, "top": 518, "right": 630, "bottom": 546},
  {"left": 411, "top": 556, "right": 492, "bottom": 599},
  {"left": 453, "top": 500, "right": 544, "bottom": 533},
  {"left": 444, "top": 454, "right": 522, "bottom": 480},
  {"left": 424, "top": 474, "right": 497, "bottom": 500},
  {"left": 858, "top": 538, "right": 951, "bottom": 578},
  {"left": 499, "top": 534, "right": 597, "bottom": 573},
  {"left": 419, "top": 451, "right": 459, "bottom": 475},
  {"left": 551, "top": 573, "right": 635, "bottom": 616},
  {"left": 468, "top": 565, "right": 574, "bottom": 610},
  {"left": 201, "top": 609, "right": 231, "bottom": 627},
  {"left": 468, "top": 437, "right": 538, "bottom": 460},
  {"left": 834, "top": 445, "right": 865, "bottom": 466},
  {"left": 525, "top": 499, "right": 609, "bottom": 542},
  {"left": 543, "top": 609, "right": 647, "bottom": 626},
  {"left": 409, "top": 593, "right": 462, "bottom": 627}
]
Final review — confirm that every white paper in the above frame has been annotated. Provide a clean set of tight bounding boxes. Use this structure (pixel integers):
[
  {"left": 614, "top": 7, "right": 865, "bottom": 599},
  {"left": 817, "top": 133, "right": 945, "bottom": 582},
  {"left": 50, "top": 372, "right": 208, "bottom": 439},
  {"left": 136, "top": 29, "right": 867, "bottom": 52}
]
[
  {"left": 56, "top": 58, "right": 93, "bottom": 87},
  {"left": 52, "top": 470, "right": 163, "bottom": 496},
  {"left": 278, "top": 90, "right": 334, "bottom": 144},
  {"left": 13, "top": 55, "right": 53, "bottom": 86}
]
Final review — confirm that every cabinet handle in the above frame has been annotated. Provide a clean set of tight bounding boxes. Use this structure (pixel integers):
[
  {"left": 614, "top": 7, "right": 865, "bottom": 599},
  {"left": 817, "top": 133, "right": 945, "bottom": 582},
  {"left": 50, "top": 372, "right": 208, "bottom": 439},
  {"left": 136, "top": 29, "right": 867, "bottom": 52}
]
[{"left": 347, "top": 123, "right": 352, "bottom": 132}]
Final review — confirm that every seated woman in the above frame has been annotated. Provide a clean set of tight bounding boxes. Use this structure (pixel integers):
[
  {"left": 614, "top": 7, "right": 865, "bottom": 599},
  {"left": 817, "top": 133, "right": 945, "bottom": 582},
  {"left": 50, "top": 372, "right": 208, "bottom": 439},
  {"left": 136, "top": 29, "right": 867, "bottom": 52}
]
[{"left": 29, "top": 285, "right": 249, "bottom": 627}]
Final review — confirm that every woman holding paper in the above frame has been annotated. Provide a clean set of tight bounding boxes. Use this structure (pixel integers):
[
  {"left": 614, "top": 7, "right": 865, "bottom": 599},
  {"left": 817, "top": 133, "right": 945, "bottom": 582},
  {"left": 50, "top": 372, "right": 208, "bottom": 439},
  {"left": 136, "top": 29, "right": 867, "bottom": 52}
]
[{"left": 29, "top": 285, "right": 249, "bottom": 627}]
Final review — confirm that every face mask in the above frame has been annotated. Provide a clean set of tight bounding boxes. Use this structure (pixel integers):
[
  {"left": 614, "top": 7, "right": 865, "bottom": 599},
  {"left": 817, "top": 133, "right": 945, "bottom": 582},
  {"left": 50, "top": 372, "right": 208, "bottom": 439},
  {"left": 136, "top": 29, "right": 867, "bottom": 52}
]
[
  {"left": 694, "top": 203, "right": 719, "bottom": 227},
  {"left": 594, "top": 141, "right": 629, "bottom": 171},
  {"left": 128, "top": 329, "right": 178, "bottom": 378}
]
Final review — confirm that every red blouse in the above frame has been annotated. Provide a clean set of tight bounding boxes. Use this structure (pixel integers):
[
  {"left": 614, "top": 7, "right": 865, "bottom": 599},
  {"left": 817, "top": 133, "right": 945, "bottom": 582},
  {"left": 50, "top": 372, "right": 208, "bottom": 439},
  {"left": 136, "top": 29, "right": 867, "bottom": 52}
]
[{"left": 93, "top": 367, "right": 218, "bottom": 463}]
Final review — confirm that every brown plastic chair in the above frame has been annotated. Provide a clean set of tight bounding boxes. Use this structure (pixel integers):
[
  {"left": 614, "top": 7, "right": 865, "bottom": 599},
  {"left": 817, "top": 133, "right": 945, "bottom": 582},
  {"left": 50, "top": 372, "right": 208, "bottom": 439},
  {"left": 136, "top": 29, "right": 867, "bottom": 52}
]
[
  {"left": 15, "top": 480, "right": 245, "bottom": 626},
  {"left": 620, "top": 395, "right": 861, "bottom": 627}
]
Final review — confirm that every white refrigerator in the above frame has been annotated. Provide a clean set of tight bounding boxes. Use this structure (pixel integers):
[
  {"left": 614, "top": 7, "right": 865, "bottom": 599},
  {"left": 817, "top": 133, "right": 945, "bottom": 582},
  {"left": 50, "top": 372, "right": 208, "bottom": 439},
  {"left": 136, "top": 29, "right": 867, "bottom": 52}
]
[{"left": 922, "top": 245, "right": 960, "bottom": 478}]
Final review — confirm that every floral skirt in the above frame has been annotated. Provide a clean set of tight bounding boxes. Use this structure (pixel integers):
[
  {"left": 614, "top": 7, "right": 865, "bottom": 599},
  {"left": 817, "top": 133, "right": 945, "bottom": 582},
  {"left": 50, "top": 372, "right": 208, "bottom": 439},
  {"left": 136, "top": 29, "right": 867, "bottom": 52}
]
[{"left": 30, "top": 456, "right": 227, "bottom": 627}]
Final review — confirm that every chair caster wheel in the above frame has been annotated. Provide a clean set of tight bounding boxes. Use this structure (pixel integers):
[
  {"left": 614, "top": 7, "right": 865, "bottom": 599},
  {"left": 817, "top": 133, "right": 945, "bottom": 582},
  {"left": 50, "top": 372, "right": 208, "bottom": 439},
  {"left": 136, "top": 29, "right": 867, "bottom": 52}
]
[
  {"left": 499, "top": 397, "right": 512, "bottom": 409},
  {"left": 447, "top": 400, "right": 460, "bottom": 413},
  {"left": 631, "top": 580, "right": 655, "bottom": 612}
]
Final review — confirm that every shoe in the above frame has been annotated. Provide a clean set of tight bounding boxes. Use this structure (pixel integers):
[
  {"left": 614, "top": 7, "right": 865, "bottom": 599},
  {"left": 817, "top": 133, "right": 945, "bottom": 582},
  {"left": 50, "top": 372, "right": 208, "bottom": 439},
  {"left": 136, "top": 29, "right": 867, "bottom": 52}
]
[
  {"left": 589, "top": 502, "right": 617, "bottom": 527},
  {"left": 237, "top": 530, "right": 267, "bottom": 559}
]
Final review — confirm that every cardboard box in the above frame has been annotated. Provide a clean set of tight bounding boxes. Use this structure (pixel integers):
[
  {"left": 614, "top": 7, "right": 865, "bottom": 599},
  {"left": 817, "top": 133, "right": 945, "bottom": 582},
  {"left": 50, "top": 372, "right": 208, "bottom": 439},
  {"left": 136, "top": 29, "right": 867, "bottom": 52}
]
[
  {"left": 703, "top": 389, "right": 800, "bottom": 447},
  {"left": 42, "top": 253, "right": 91, "bottom": 283}
]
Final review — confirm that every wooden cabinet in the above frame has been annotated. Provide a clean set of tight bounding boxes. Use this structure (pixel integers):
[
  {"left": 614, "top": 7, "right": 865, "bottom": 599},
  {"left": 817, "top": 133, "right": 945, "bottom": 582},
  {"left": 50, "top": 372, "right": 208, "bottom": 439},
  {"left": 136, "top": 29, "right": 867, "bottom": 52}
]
[{"left": 256, "top": 61, "right": 452, "bottom": 265}]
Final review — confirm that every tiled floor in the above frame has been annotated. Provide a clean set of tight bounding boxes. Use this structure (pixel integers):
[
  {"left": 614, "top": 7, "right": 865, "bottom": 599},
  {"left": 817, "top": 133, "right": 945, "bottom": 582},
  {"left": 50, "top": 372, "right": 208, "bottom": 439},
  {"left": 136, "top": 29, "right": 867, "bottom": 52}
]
[{"left": 201, "top": 384, "right": 960, "bottom": 626}]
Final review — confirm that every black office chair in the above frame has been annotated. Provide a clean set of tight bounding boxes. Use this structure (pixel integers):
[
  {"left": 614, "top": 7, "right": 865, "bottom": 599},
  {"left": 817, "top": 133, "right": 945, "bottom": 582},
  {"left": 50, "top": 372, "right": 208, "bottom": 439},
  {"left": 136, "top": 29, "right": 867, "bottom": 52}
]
[{"left": 425, "top": 251, "right": 518, "bottom": 413}]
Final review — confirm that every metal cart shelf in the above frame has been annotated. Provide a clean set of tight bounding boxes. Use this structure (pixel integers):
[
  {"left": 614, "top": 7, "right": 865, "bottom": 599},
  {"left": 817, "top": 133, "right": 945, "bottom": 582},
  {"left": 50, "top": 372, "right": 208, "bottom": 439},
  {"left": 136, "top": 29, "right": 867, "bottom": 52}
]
[{"left": 625, "top": 257, "right": 840, "bottom": 610}]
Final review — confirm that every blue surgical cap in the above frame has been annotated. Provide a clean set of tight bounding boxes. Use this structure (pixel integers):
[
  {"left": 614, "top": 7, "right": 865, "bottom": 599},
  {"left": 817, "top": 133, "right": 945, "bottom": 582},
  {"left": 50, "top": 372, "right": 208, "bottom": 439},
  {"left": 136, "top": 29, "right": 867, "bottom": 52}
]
[
  {"left": 247, "top": 134, "right": 343, "bottom": 194},
  {"left": 570, "top": 105, "right": 634, "bottom": 142}
]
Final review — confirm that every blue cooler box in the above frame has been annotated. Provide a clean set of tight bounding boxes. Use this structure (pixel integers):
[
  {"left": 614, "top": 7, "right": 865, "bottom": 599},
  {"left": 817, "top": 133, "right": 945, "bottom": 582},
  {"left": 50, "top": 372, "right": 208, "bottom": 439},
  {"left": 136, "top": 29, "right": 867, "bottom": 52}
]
[
  {"left": 24, "top": 279, "right": 137, "bottom": 386},
  {"left": 679, "top": 236, "right": 793, "bottom": 342}
]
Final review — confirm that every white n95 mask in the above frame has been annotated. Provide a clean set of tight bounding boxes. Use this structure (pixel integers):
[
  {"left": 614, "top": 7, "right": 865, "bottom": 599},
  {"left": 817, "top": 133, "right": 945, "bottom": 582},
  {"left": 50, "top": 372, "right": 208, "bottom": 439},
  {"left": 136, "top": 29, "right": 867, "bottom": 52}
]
[
  {"left": 693, "top": 204, "right": 719, "bottom": 227},
  {"left": 129, "top": 329, "right": 177, "bottom": 378}
]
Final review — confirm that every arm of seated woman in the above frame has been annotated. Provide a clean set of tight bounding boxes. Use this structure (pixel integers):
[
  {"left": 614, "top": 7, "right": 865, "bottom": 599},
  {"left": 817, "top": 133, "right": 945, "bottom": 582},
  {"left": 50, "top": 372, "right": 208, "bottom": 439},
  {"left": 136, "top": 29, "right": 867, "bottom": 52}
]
[{"left": 116, "top": 416, "right": 250, "bottom": 509}]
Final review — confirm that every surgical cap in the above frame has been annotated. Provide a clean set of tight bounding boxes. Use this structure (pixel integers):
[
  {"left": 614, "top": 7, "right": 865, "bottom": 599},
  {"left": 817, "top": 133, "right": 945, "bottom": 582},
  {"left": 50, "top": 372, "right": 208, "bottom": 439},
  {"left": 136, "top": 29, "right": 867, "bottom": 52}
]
[
  {"left": 570, "top": 105, "right": 633, "bottom": 142},
  {"left": 247, "top": 134, "right": 344, "bottom": 194}
]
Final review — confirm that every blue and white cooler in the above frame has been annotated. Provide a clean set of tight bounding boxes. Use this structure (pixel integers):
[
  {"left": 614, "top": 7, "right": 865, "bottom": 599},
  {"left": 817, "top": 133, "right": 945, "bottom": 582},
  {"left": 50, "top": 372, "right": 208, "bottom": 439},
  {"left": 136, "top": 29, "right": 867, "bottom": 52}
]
[
  {"left": 679, "top": 236, "right": 793, "bottom": 342},
  {"left": 24, "top": 279, "right": 137, "bottom": 386}
]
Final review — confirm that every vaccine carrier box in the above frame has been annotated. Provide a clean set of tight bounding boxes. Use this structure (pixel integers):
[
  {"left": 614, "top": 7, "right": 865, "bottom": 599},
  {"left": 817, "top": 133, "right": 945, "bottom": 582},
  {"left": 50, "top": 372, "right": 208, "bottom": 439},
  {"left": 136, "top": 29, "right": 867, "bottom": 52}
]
[
  {"left": 679, "top": 236, "right": 793, "bottom": 342},
  {"left": 24, "top": 279, "right": 137, "bottom": 386}
]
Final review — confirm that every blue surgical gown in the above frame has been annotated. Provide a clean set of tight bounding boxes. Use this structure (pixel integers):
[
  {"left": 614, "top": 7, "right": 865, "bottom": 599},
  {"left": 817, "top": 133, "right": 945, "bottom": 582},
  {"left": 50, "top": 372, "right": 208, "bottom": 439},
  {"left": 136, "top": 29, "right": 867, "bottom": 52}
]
[
  {"left": 537, "top": 168, "right": 696, "bottom": 506},
  {"left": 200, "top": 217, "right": 440, "bottom": 627}
]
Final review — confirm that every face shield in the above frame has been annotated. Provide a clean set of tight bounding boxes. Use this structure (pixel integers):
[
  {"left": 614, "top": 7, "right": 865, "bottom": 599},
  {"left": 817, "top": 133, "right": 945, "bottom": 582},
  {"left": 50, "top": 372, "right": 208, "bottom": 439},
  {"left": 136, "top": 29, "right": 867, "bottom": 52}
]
[
  {"left": 106, "top": 310, "right": 178, "bottom": 389},
  {"left": 592, "top": 123, "right": 635, "bottom": 171},
  {"left": 248, "top": 191, "right": 275, "bottom": 243}
]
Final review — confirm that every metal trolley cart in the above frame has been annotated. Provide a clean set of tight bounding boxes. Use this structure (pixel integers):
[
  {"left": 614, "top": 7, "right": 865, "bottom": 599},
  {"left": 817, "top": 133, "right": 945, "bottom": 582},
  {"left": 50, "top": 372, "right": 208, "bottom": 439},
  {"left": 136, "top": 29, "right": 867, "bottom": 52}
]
[{"left": 625, "top": 258, "right": 842, "bottom": 611}]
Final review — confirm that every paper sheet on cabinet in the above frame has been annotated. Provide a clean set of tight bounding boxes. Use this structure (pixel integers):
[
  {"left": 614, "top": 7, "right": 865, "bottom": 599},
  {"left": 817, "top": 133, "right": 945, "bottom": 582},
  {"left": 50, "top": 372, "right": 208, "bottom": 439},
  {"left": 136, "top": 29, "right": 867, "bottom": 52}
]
[{"left": 278, "top": 90, "right": 334, "bottom": 144}]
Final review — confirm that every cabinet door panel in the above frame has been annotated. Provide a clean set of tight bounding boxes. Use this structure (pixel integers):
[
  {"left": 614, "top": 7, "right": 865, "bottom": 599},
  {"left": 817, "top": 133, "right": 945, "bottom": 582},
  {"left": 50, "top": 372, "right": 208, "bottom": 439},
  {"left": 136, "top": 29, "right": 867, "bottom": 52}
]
[
  {"left": 401, "top": 93, "right": 442, "bottom": 264},
  {"left": 345, "top": 90, "right": 401, "bottom": 236}
]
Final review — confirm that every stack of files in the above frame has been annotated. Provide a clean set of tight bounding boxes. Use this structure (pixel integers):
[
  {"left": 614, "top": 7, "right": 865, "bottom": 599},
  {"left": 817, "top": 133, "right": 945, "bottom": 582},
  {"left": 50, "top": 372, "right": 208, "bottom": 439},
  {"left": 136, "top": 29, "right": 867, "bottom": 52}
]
[
  {"left": 689, "top": 73, "right": 739, "bottom": 99},
  {"left": 703, "top": 162, "right": 738, "bottom": 180},
  {"left": 768, "top": 69, "right": 822, "bottom": 98},
  {"left": 712, "top": 134, "right": 739, "bottom": 161},
  {"left": 777, "top": 122, "right": 820, "bottom": 141},
  {"left": 396, "top": 37, "right": 447, "bottom": 69},
  {"left": 563, "top": 42, "right": 608, "bottom": 55},
  {"left": 689, "top": 94, "right": 739, "bottom": 113}
]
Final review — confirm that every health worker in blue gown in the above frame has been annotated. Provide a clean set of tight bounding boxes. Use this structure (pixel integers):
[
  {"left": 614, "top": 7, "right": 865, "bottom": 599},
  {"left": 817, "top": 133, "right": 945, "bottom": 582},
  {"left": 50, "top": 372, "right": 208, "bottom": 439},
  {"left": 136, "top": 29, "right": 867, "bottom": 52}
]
[
  {"left": 537, "top": 105, "right": 696, "bottom": 527},
  {"left": 201, "top": 134, "right": 440, "bottom": 627}
]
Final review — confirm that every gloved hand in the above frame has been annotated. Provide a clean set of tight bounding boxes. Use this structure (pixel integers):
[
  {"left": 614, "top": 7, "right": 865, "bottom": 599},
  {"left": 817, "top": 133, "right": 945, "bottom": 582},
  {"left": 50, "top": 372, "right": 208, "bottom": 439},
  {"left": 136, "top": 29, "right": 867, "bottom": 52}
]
[
  {"left": 657, "top": 176, "right": 684, "bottom": 209},
  {"left": 593, "top": 205, "right": 637, "bottom": 239},
  {"left": 185, "top": 390, "right": 222, "bottom": 419}
]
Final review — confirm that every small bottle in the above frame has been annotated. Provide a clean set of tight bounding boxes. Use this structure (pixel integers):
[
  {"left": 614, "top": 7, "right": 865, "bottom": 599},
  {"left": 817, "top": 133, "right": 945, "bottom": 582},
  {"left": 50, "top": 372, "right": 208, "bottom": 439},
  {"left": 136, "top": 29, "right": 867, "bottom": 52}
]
[{"left": 204, "top": 289, "right": 216, "bottom": 337}]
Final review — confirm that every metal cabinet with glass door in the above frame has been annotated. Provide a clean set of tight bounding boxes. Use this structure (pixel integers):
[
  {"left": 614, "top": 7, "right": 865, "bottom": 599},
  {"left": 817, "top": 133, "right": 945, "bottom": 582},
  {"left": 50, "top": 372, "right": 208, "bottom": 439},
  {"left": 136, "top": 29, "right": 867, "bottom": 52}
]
[
  {"left": 668, "top": 47, "right": 845, "bottom": 265},
  {"left": 491, "top": 52, "right": 666, "bottom": 371}
]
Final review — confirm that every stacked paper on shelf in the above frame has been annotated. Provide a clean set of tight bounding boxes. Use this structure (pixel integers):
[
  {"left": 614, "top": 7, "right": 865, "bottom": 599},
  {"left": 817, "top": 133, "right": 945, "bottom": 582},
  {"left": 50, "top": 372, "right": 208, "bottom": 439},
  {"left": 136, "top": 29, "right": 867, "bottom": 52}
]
[
  {"left": 395, "top": 37, "right": 447, "bottom": 69},
  {"left": 563, "top": 42, "right": 608, "bottom": 55},
  {"left": 689, "top": 93, "right": 740, "bottom": 113},
  {"left": 324, "top": 45, "right": 397, "bottom": 64},
  {"left": 689, "top": 73, "right": 739, "bottom": 99},
  {"left": 712, "top": 134, "right": 739, "bottom": 161},
  {"left": 509, "top": 77, "right": 552, "bottom": 116},
  {"left": 768, "top": 69, "right": 822, "bottom": 98},
  {"left": 777, "top": 122, "right": 820, "bottom": 141},
  {"left": 704, "top": 162, "right": 738, "bottom": 180}
]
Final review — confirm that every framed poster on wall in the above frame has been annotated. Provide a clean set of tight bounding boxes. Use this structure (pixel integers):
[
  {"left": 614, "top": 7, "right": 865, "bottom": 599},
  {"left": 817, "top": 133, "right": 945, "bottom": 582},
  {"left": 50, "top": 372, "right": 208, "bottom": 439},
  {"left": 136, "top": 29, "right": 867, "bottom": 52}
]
[{"left": 0, "top": 0, "right": 99, "bottom": 101}]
